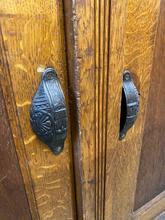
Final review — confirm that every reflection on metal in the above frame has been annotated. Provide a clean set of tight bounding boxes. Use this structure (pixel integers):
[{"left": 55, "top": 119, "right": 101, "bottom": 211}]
[
  {"left": 30, "top": 67, "right": 67, "bottom": 154},
  {"left": 119, "top": 70, "right": 139, "bottom": 140}
]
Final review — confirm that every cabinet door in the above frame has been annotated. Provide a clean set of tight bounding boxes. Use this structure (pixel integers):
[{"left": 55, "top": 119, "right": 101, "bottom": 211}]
[
  {"left": 64, "top": 0, "right": 165, "bottom": 219},
  {"left": 104, "top": 0, "right": 165, "bottom": 219},
  {"left": 0, "top": 84, "right": 31, "bottom": 220},
  {"left": 133, "top": 1, "right": 165, "bottom": 218},
  {"left": 0, "top": 1, "right": 76, "bottom": 219}
]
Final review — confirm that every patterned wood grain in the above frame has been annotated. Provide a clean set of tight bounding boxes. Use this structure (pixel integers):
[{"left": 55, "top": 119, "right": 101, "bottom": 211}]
[
  {"left": 65, "top": 0, "right": 161, "bottom": 220},
  {"left": 0, "top": 84, "right": 31, "bottom": 220},
  {"left": 133, "top": 191, "right": 165, "bottom": 220},
  {"left": 63, "top": 1, "right": 84, "bottom": 219},
  {"left": 73, "top": 1, "right": 96, "bottom": 219},
  {"left": 95, "top": 1, "right": 111, "bottom": 219},
  {"left": 64, "top": 0, "right": 102, "bottom": 218},
  {"left": 64, "top": 0, "right": 127, "bottom": 219},
  {"left": 134, "top": 0, "right": 165, "bottom": 210},
  {"left": 105, "top": 0, "right": 161, "bottom": 220},
  {"left": 0, "top": 21, "right": 39, "bottom": 220},
  {"left": 96, "top": 1, "right": 128, "bottom": 219},
  {"left": 0, "top": 1, "right": 76, "bottom": 219}
]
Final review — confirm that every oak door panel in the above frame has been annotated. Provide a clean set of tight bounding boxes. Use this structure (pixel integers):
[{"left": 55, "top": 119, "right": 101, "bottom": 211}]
[
  {"left": 64, "top": 0, "right": 128, "bottom": 219},
  {"left": 104, "top": 0, "right": 161, "bottom": 219},
  {"left": 0, "top": 86, "right": 31, "bottom": 220},
  {"left": 64, "top": 0, "right": 162, "bottom": 220},
  {"left": 0, "top": 1, "right": 76, "bottom": 219},
  {"left": 134, "top": 0, "right": 165, "bottom": 210}
]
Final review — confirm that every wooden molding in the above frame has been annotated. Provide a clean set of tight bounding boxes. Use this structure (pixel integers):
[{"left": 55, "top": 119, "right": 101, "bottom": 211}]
[{"left": 133, "top": 191, "right": 165, "bottom": 220}]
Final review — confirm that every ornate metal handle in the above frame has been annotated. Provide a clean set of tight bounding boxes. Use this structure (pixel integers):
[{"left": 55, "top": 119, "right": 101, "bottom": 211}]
[
  {"left": 30, "top": 67, "right": 67, "bottom": 154},
  {"left": 119, "top": 70, "right": 139, "bottom": 140}
]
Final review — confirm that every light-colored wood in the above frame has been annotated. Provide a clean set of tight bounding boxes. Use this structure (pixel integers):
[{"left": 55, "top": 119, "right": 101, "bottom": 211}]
[
  {"left": 102, "top": 0, "right": 128, "bottom": 219},
  {"left": 95, "top": 1, "right": 128, "bottom": 219},
  {"left": 105, "top": 1, "right": 161, "bottom": 220},
  {"left": 0, "top": 23, "right": 39, "bottom": 220},
  {"left": 134, "top": 0, "right": 165, "bottom": 209},
  {"left": 133, "top": 191, "right": 165, "bottom": 220},
  {"left": 64, "top": 0, "right": 96, "bottom": 219},
  {"left": 0, "top": 0, "right": 163, "bottom": 219},
  {"left": 64, "top": 0, "right": 161, "bottom": 220},
  {"left": 0, "top": 1, "right": 75, "bottom": 219},
  {"left": 73, "top": 1, "right": 96, "bottom": 219},
  {"left": 64, "top": 0, "right": 127, "bottom": 219},
  {"left": 0, "top": 84, "right": 32, "bottom": 220}
]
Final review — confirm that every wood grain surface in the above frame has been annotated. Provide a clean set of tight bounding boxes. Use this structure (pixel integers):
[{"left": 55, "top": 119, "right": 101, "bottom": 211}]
[
  {"left": 1, "top": 0, "right": 161, "bottom": 219},
  {"left": 134, "top": 0, "right": 165, "bottom": 210},
  {"left": 104, "top": 0, "right": 161, "bottom": 219},
  {"left": 64, "top": 0, "right": 161, "bottom": 219},
  {"left": 0, "top": 1, "right": 76, "bottom": 219},
  {"left": 64, "top": 0, "right": 126, "bottom": 219},
  {"left": 103, "top": 0, "right": 128, "bottom": 219},
  {"left": 0, "top": 85, "right": 31, "bottom": 220},
  {"left": 133, "top": 191, "right": 165, "bottom": 220},
  {"left": 64, "top": 0, "right": 96, "bottom": 219}
]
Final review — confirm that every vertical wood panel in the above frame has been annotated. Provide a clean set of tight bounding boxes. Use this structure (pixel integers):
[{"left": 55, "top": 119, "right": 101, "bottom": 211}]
[
  {"left": 64, "top": 0, "right": 127, "bottom": 219},
  {"left": 105, "top": 0, "right": 161, "bottom": 220},
  {"left": 64, "top": 0, "right": 161, "bottom": 219},
  {"left": 64, "top": 0, "right": 96, "bottom": 219},
  {"left": 0, "top": 30, "right": 39, "bottom": 220},
  {"left": 76, "top": 1, "right": 96, "bottom": 218},
  {"left": 0, "top": 86, "right": 31, "bottom": 220},
  {"left": 134, "top": 0, "right": 165, "bottom": 210},
  {"left": 104, "top": 0, "right": 128, "bottom": 219},
  {"left": 0, "top": 1, "right": 76, "bottom": 219}
]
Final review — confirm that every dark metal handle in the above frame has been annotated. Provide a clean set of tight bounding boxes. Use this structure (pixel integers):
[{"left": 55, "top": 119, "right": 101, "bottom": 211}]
[
  {"left": 119, "top": 70, "right": 139, "bottom": 140},
  {"left": 30, "top": 67, "right": 67, "bottom": 154}
]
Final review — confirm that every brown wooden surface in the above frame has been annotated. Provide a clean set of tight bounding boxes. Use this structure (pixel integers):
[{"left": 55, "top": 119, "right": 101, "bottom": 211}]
[
  {"left": 0, "top": 86, "right": 32, "bottom": 220},
  {"left": 63, "top": 1, "right": 84, "bottom": 219},
  {"left": 64, "top": 0, "right": 128, "bottom": 219},
  {"left": 101, "top": 0, "right": 128, "bottom": 219},
  {"left": 0, "top": 1, "right": 76, "bottom": 219},
  {"left": 64, "top": 0, "right": 96, "bottom": 219},
  {"left": 94, "top": 1, "right": 128, "bottom": 219},
  {"left": 133, "top": 191, "right": 165, "bottom": 220},
  {"left": 105, "top": 0, "right": 161, "bottom": 219},
  {"left": 0, "top": 0, "right": 164, "bottom": 219},
  {"left": 64, "top": 0, "right": 161, "bottom": 219},
  {"left": 0, "top": 29, "right": 39, "bottom": 220},
  {"left": 134, "top": 0, "right": 165, "bottom": 210}
]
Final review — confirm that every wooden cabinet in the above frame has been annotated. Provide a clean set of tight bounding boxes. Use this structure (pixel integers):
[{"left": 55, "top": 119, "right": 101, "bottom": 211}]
[
  {"left": 0, "top": 0, "right": 164, "bottom": 220},
  {"left": 0, "top": 1, "right": 76, "bottom": 219}
]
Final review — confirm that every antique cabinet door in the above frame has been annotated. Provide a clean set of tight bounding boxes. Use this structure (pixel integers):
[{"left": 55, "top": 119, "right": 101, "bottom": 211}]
[
  {"left": 64, "top": 0, "right": 165, "bottom": 220},
  {"left": 132, "top": 1, "right": 165, "bottom": 219},
  {"left": 103, "top": 1, "right": 165, "bottom": 219},
  {"left": 0, "top": 1, "right": 76, "bottom": 219},
  {"left": 1, "top": 0, "right": 165, "bottom": 220}
]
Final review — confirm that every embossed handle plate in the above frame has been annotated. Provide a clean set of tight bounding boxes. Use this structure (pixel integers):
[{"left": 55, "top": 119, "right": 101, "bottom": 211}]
[{"left": 30, "top": 67, "right": 67, "bottom": 154}]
